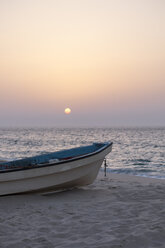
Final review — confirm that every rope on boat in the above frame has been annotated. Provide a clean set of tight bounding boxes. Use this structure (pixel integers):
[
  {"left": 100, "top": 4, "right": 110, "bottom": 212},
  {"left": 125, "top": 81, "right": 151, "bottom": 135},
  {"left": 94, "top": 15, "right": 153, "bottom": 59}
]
[{"left": 104, "top": 158, "right": 107, "bottom": 177}]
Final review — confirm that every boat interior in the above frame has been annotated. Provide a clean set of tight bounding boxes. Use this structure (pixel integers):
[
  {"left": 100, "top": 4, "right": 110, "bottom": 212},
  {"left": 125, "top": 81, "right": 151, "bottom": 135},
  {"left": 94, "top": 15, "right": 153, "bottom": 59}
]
[{"left": 0, "top": 143, "right": 106, "bottom": 171}]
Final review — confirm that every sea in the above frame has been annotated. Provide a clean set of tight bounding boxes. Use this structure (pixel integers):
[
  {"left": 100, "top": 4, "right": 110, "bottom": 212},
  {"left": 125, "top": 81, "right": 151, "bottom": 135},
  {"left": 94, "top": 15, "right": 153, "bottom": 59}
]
[{"left": 0, "top": 127, "right": 164, "bottom": 179}]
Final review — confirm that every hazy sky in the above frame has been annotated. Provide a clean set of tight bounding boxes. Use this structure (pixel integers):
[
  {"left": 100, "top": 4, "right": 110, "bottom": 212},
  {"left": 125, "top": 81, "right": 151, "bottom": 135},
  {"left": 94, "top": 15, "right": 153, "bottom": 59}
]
[{"left": 0, "top": 0, "right": 165, "bottom": 127}]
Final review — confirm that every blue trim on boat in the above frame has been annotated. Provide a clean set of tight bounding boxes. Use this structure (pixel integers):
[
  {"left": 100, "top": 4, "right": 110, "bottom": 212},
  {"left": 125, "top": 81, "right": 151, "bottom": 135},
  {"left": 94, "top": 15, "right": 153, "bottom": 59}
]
[{"left": 0, "top": 142, "right": 112, "bottom": 174}]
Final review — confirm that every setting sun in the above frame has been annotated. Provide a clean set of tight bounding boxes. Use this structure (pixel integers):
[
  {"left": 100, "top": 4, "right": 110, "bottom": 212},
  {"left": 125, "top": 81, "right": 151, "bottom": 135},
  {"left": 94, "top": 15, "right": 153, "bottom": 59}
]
[
  {"left": 64, "top": 108, "right": 71, "bottom": 115},
  {"left": 0, "top": 0, "right": 164, "bottom": 126}
]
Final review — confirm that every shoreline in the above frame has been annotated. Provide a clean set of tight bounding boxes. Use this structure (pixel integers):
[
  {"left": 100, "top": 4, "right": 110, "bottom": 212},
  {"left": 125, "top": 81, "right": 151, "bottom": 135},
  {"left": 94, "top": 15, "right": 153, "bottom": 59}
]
[
  {"left": 101, "top": 168, "right": 165, "bottom": 181},
  {"left": 100, "top": 170, "right": 165, "bottom": 183},
  {"left": 0, "top": 171, "right": 165, "bottom": 248}
]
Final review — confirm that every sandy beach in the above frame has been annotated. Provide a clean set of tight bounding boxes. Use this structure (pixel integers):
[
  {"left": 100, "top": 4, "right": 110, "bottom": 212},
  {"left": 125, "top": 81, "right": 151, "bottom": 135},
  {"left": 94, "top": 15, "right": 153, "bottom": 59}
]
[{"left": 0, "top": 172, "right": 165, "bottom": 248}]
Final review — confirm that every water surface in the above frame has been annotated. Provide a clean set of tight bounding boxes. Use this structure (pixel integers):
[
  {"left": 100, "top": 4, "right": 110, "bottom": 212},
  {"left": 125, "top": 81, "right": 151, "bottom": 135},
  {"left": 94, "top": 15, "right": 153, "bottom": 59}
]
[{"left": 0, "top": 127, "right": 164, "bottom": 179}]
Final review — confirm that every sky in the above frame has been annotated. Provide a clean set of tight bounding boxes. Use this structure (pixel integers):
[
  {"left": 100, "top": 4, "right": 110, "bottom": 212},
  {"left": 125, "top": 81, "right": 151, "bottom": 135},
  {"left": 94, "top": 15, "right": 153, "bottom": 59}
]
[{"left": 0, "top": 0, "right": 165, "bottom": 127}]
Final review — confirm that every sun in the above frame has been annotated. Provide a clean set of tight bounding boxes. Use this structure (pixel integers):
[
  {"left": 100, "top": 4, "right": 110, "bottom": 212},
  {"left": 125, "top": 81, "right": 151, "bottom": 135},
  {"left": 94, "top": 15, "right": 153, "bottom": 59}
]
[{"left": 64, "top": 108, "right": 71, "bottom": 114}]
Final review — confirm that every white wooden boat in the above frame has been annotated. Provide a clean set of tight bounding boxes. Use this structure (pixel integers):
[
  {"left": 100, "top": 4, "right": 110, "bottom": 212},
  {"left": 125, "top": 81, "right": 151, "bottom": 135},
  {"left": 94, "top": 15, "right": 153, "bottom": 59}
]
[{"left": 0, "top": 142, "right": 112, "bottom": 196}]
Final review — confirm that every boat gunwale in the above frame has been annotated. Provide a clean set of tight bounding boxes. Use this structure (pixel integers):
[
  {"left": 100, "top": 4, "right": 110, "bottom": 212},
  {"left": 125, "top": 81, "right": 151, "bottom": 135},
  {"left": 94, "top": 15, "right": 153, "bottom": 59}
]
[{"left": 0, "top": 142, "right": 113, "bottom": 174}]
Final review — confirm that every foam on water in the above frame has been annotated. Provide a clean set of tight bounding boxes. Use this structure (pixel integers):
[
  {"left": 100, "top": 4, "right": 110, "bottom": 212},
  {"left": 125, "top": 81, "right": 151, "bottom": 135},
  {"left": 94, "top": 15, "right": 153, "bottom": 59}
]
[{"left": 0, "top": 127, "right": 164, "bottom": 179}]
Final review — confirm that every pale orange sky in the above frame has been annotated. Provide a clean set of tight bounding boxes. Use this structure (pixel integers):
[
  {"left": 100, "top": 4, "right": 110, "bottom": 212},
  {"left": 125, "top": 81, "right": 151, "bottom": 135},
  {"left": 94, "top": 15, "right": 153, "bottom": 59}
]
[{"left": 0, "top": 0, "right": 165, "bottom": 126}]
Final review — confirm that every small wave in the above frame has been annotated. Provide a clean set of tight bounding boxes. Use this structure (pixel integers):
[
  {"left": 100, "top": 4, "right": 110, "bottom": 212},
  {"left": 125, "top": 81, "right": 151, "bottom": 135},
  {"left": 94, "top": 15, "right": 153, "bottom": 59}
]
[
  {"left": 133, "top": 162, "right": 147, "bottom": 166},
  {"left": 100, "top": 168, "right": 165, "bottom": 180},
  {"left": 132, "top": 159, "right": 151, "bottom": 163},
  {"left": 136, "top": 168, "right": 154, "bottom": 173}
]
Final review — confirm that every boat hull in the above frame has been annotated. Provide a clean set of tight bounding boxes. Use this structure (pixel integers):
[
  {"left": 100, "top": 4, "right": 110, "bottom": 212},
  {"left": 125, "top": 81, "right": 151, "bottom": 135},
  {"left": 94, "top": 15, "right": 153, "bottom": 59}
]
[{"left": 0, "top": 143, "right": 112, "bottom": 195}]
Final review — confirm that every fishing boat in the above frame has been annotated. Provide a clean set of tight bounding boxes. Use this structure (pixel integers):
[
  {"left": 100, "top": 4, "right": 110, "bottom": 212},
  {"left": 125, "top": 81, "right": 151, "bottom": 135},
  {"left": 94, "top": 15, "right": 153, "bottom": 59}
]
[{"left": 0, "top": 142, "right": 113, "bottom": 196}]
